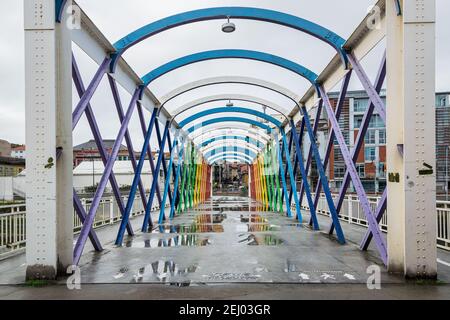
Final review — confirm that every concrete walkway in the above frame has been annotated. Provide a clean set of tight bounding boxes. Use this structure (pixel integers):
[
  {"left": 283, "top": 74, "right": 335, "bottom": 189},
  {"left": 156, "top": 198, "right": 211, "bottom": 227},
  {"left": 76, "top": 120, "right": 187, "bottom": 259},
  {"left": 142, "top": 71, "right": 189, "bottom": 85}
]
[{"left": 1, "top": 196, "right": 450, "bottom": 299}]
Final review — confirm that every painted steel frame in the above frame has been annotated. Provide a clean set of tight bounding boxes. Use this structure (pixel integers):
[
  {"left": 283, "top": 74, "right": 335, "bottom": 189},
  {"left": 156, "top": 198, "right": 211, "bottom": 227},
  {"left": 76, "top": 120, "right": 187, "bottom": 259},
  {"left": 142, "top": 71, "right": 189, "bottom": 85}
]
[
  {"left": 200, "top": 136, "right": 265, "bottom": 150},
  {"left": 111, "top": 7, "right": 347, "bottom": 69},
  {"left": 44, "top": 0, "right": 397, "bottom": 270},
  {"left": 141, "top": 49, "right": 318, "bottom": 89},
  {"left": 171, "top": 94, "right": 291, "bottom": 120},
  {"left": 202, "top": 142, "right": 261, "bottom": 157}
]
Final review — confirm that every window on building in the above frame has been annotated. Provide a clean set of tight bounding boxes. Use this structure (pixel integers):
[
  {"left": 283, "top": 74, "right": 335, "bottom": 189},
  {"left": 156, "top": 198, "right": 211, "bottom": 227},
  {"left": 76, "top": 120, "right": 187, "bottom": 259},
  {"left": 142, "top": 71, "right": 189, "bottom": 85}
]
[
  {"left": 369, "top": 115, "right": 383, "bottom": 128},
  {"left": 354, "top": 115, "right": 363, "bottom": 129},
  {"left": 436, "top": 94, "right": 448, "bottom": 107},
  {"left": 365, "top": 147, "right": 376, "bottom": 162},
  {"left": 379, "top": 129, "right": 386, "bottom": 144},
  {"left": 365, "top": 130, "right": 376, "bottom": 145},
  {"left": 334, "top": 166, "right": 346, "bottom": 178},
  {"left": 357, "top": 164, "right": 365, "bottom": 178},
  {"left": 378, "top": 162, "right": 386, "bottom": 177},
  {"left": 354, "top": 98, "right": 369, "bottom": 112}
]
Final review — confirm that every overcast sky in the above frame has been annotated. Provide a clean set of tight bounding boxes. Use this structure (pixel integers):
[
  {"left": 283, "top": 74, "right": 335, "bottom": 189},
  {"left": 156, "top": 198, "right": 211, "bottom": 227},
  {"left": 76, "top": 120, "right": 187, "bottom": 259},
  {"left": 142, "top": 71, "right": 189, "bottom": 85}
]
[{"left": 0, "top": 0, "right": 449, "bottom": 148}]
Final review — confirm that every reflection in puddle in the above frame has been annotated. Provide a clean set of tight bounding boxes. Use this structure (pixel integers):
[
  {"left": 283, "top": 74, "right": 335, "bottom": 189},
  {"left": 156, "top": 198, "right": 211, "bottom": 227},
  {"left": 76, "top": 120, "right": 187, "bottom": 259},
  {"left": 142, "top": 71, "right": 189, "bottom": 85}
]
[
  {"left": 152, "top": 224, "right": 224, "bottom": 234},
  {"left": 238, "top": 234, "right": 284, "bottom": 246},
  {"left": 132, "top": 260, "right": 198, "bottom": 285},
  {"left": 284, "top": 259, "right": 297, "bottom": 272},
  {"left": 125, "top": 234, "right": 211, "bottom": 248},
  {"left": 195, "top": 213, "right": 227, "bottom": 224},
  {"left": 236, "top": 224, "right": 281, "bottom": 232},
  {"left": 203, "top": 272, "right": 261, "bottom": 281}
]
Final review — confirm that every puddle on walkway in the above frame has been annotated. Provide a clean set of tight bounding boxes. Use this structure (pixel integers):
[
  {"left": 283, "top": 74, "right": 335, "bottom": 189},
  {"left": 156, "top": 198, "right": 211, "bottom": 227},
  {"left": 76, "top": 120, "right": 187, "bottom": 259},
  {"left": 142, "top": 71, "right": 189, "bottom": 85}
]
[
  {"left": 125, "top": 234, "right": 211, "bottom": 248},
  {"left": 238, "top": 234, "right": 285, "bottom": 246},
  {"left": 202, "top": 272, "right": 262, "bottom": 281},
  {"left": 152, "top": 224, "right": 224, "bottom": 234},
  {"left": 131, "top": 260, "right": 198, "bottom": 285},
  {"left": 236, "top": 224, "right": 281, "bottom": 232}
]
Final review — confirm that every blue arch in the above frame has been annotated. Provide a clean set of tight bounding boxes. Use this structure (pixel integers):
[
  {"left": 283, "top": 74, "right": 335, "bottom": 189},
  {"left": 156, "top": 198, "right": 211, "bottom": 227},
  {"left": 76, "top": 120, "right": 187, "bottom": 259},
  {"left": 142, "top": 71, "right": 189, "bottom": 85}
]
[
  {"left": 211, "top": 156, "right": 251, "bottom": 165},
  {"left": 141, "top": 50, "right": 318, "bottom": 89},
  {"left": 112, "top": 7, "right": 347, "bottom": 69},
  {"left": 201, "top": 136, "right": 264, "bottom": 149},
  {"left": 56, "top": 0, "right": 68, "bottom": 22},
  {"left": 206, "top": 148, "right": 256, "bottom": 159},
  {"left": 208, "top": 152, "right": 254, "bottom": 162},
  {"left": 186, "top": 117, "right": 273, "bottom": 134},
  {"left": 179, "top": 106, "right": 283, "bottom": 128}
]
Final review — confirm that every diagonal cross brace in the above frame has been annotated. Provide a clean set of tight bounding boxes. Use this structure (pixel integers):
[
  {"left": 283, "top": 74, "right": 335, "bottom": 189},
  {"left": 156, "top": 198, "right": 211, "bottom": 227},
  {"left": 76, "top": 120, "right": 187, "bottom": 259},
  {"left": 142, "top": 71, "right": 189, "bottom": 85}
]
[
  {"left": 73, "top": 87, "right": 141, "bottom": 265},
  {"left": 142, "top": 121, "right": 170, "bottom": 231},
  {"left": 155, "top": 120, "right": 174, "bottom": 206},
  {"left": 289, "top": 119, "right": 305, "bottom": 208},
  {"left": 290, "top": 120, "right": 319, "bottom": 229},
  {"left": 72, "top": 56, "right": 133, "bottom": 237},
  {"left": 301, "top": 106, "right": 346, "bottom": 244},
  {"left": 319, "top": 85, "right": 388, "bottom": 265},
  {"left": 329, "top": 53, "right": 386, "bottom": 233},
  {"left": 136, "top": 103, "right": 163, "bottom": 207},
  {"left": 311, "top": 71, "right": 352, "bottom": 225},
  {"left": 298, "top": 101, "right": 324, "bottom": 207},
  {"left": 108, "top": 75, "right": 148, "bottom": 210},
  {"left": 361, "top": 188, "right": 387, "bottom": 250},
  {"left": 115, "top": 108, "right": 158, "bottom": 245},
  {"left": 72, "top": 58, "right": 111, "bottom": 130}
]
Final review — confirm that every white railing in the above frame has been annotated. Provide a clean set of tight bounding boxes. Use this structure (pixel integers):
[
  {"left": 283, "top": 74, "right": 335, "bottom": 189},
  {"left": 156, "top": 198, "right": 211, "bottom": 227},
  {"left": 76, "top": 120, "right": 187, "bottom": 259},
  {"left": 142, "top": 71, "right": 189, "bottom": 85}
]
[
  {"left": 0, "top": 195, "right": 168, "bottom": 259},
  {"left": 297, "top": 193, "right": 450, "bottom": 251}
]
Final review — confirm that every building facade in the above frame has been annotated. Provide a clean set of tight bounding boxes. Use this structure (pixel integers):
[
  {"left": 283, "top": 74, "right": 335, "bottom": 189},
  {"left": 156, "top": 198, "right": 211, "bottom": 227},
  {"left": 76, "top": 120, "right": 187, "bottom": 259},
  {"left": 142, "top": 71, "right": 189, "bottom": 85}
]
[
  {"left": 73, "top": 139, "right": 131, "bottom": 167},
  {"left": 306, "top": 91, "right": 449, "bottom": 195},
  {"left": 0, "top": 156, "right": 25, "bottom": 177},
  {"left": 11, "top": 144, "right": 26, "bottom": 159},
  {"left": 0, "top": 139, "right": 11, "bottom": 157}
]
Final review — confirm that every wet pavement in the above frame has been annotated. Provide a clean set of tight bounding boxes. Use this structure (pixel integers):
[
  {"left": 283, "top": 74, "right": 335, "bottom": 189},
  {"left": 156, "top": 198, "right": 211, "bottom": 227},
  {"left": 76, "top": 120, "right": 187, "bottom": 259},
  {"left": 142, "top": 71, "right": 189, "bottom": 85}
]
[
  {"left": 2, "top": 196, "right": 450, "bottom": 299},
  {"left": 2, "top": 197, "right": 450, "bottom": 287},
  {"left": 72, "top": 196, "right": 406, "bottom": 285}
]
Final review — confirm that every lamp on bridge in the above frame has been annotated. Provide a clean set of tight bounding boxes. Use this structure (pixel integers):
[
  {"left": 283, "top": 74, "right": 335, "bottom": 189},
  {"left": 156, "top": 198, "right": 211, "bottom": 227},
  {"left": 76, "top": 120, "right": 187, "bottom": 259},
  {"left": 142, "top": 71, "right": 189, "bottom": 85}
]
[{"left": 222, "top": 17, "right": 236, "bottom": 33}]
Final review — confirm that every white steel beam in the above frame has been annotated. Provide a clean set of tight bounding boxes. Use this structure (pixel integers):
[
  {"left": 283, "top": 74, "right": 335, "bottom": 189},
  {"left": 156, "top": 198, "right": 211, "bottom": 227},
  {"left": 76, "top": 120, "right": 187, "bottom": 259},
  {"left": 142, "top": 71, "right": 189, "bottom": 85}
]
[
  {"left": 386, "top": 0, "right": 437, "bottom": 278},
  {"left": 24, "top": 0, "right": 73, "bottom": 279}
]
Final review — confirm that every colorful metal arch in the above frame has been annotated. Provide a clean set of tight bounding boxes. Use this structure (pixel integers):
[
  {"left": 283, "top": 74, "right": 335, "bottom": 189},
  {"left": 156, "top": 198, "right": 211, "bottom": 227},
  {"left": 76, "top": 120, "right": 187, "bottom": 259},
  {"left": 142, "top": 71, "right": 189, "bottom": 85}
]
[
  {"left": 208, "top": 152, "right": 254, "bottom": 163},
  {"left": 191, "top": 126, "right": 271, "bottom": 142},
  {"left": 142, "top": 50, "right": 319, "bottom": 90},
  {"left": 171, "top": 94, "right": 291, "bottom": 119},
  {"left": 179, "top": 106, "right": 283, "bottom": 129},
  {"left": 186, "top": 117, "right": 273, "bottom": 134},
  {"left": 200, "top": 136, "right": 264, "bottom": 149},
  {"left": 202, "top": 142, "right": 261, "bottom": 157},
  {"left": 112, "top": 7, "right": 347, "bottom": 69},
  {"left": 56, "top": 0, "right": 68, "bottom": 22},
  {"left": 211, "top": 157, "right": 251, "bottom": 165},
  {"left": 205, "top": 147, "right": 257, "bottom": 159},
  {"left": 161, "top": 76, "right": 302, "bottom": 108}
]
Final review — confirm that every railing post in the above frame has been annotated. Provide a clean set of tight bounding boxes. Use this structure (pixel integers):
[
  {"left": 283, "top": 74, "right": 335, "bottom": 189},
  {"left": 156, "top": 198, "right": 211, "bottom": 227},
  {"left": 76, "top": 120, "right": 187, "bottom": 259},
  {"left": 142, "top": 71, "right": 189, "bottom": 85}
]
[{"left": 110, "top": 196, "right": 114, "bottom": 223}]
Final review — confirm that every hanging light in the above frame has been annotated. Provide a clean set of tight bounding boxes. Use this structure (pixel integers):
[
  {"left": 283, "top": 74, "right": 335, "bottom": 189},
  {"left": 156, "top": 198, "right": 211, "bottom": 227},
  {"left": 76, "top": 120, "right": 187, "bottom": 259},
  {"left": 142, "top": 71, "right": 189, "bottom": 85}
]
[
  {"left": 226, "top": 100, "right": 234, "bottom": 107},
  {"left": 222, "top": 16, "right": 236, "bottom": 33}
]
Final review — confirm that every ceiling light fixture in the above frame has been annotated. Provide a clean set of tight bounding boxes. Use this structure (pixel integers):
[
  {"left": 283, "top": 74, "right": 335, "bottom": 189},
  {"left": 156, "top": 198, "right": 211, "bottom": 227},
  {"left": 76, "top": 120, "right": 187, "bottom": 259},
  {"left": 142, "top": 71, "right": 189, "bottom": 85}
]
[{"left": 222, "top": 16, "right": 236, "bottom": 33}]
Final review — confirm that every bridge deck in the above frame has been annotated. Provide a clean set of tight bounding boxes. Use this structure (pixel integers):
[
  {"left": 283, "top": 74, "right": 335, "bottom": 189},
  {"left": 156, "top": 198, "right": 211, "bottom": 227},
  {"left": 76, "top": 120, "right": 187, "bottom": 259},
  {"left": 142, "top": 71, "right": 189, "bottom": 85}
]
[{"left": 1, "top": 196, "right": 450, "bottom": 298}]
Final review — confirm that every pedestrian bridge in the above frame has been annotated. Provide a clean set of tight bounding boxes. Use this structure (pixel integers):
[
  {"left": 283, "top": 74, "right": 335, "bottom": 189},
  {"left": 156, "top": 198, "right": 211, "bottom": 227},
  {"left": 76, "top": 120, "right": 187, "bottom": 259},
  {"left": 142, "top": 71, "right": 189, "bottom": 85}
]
[{"left": 18, "top": 0, "right": 440, "bottom": 282}]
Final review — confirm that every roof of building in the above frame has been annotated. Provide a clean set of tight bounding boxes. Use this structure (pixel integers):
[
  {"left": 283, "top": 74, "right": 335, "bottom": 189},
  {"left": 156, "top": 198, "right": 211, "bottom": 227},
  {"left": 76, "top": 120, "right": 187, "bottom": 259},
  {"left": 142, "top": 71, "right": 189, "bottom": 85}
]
[
  {"left": 74, "top": 139, "right": 128, "bottom": 152},
  {"left": 12, "top": 145, "right": 25, "bottom": 151},
  {"left": 0, "top": 156, "right": 25, "bottom": 166},
  {"left": 73, "top": 160, "right": 154, "bottom": 175}
]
